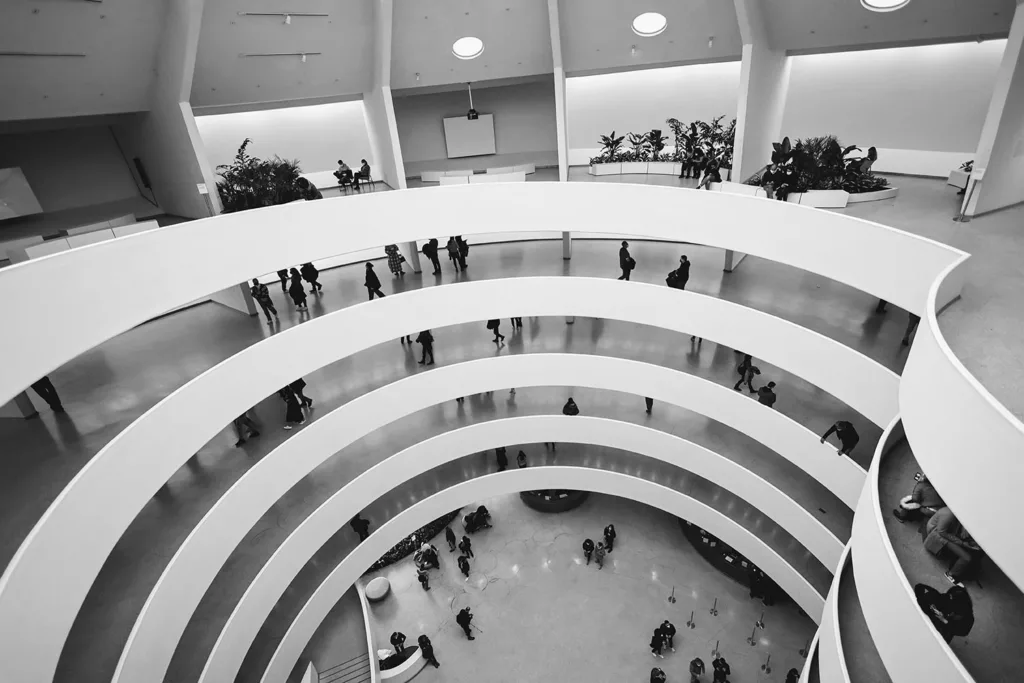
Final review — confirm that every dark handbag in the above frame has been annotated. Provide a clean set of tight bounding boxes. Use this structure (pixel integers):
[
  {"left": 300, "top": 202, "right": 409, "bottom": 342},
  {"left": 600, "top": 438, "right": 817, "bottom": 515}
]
[
  {"left": 486, "top": 320, "right": 498, "bottom": 330},
  {"left": 628, "top": 256, "right": 637, "bottom": 269},
  {"left": 666, "top": 271, "right": 678, "bottom": 286}
]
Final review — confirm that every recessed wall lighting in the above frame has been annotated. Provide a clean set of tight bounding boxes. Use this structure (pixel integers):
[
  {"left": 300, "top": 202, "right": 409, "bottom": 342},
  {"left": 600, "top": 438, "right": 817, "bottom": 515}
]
[
  {"left": 861, "top": 0, "right": 911, "bottom": 12},
  {"left": 452, "top": 36, "right": 484, "bottom": 60},
  {"left": 632, "top": 12, "right": 667, "bottom": 38}
]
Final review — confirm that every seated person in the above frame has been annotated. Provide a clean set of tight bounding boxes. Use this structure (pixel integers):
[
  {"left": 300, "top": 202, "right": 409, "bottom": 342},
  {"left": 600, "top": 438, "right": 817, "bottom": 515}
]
[
  {"left": 295, "top": 177, "right": 322, "bottom": 200},
  {"left": 922, "top": 506, "right": 980, "bottom": 584},
  {"left": 475, "top": 505, "right": 492, "bottom": 527},
  {"left": 914, "top": 583, "right": 974, "bottom": 642},
  {"left": 893, "top": 472, "right": 944, "bottom": 523},
  {"left": 333, "top": 159, "right": 354, "bottom": 186},
  {"left": 354, "top": 158, "right": 371, "bottom": 187}
]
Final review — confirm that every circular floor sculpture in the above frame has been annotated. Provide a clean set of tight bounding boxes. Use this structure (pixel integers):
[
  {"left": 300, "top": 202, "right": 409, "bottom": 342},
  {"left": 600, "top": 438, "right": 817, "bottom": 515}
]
[{"left": 364, "top": 577, "right": 391, "bottom": 602}]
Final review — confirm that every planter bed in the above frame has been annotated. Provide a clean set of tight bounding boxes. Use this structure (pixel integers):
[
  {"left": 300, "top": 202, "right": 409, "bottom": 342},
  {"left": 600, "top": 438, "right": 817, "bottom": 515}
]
[
  {"left": 845, "top": 187, "right": 899, "bottom": 204},
  {"left": 590, "top": 162, "right": 732, "bottom": 180},
  {"left": 709, "top": 182, "right": 898, "bottom": 208}
]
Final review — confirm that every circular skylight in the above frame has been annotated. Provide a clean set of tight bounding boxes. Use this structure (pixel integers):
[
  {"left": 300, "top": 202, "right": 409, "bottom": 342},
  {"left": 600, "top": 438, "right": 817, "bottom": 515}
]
[
  {"left": 861, "top": 0, "right": 911, "bottom": 11},
  {"left": 632, "top": 12, "right": 668, "bottom": 38},
  {"left": 452, "top": 37, "right": 484, "bottom": 60}
]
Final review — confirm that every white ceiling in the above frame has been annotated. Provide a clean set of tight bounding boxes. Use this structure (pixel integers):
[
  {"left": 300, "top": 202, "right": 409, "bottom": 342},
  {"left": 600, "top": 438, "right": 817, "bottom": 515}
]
[
  {"left": 391, "top": 0, "right": 553, "bottom": 90},
  {"left": 190, "top": 0, "right": 375, "bottom": 109},
  {"left": 559, "top": 0, "right": 743, "bottom": 75},
  {"left": 0, "top": 0, "right": 164, "bottom": 121},
  {"left": 764, "top": 0, "right": 1016, "bottom": 52}
]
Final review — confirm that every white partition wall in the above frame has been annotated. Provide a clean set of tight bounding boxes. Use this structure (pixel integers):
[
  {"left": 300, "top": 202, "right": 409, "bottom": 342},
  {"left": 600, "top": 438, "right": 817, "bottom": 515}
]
[
  {"left": 0, "top": 182, "right": 967, "bottom": 409},
  {"left": 817, "top": 546, "right": 852, "bottom": 683},
  {"left": 262, "top": 467, "right": 826, "bottom": 683}
]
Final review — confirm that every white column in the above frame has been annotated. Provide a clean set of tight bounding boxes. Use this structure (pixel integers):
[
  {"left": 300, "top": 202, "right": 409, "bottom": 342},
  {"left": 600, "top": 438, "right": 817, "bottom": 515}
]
[
  {"left": 726, "top": 0, "right": 791, "bottom": 272},
  {"left": 548, "top": 0, "right": 572, "bottom": 258},
  {"left": 967, "top": 5, "right": 1024, "bottom": 216}
]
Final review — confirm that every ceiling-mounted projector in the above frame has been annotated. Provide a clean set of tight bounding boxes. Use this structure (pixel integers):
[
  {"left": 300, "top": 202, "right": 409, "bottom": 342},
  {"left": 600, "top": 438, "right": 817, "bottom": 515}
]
[
  {"left": 467, "top": 108, "right": 479, "bottom": 120},
  {"left": 466, "top": 82, "right": 478, "bottom": 119}
]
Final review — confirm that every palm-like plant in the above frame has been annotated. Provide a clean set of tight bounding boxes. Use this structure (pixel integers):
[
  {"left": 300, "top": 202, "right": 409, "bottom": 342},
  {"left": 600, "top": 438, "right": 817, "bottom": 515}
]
[
  {"left": 626, "top": 132, "right": 651, "bottom": 162},
  {"left": 592, "top": 131, "right": 626, "bottom": 164},
  {"left": 647, "top": 129, "right": 668, "bottom": 161},
  {"left": 216, "top": 138, "right": 302, "bottom": 213}
]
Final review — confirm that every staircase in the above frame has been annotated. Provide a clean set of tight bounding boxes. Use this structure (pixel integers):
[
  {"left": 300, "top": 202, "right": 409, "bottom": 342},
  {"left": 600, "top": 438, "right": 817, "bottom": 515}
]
[{"left": 319, "top": 652, "right": 372, "bottom": 683}]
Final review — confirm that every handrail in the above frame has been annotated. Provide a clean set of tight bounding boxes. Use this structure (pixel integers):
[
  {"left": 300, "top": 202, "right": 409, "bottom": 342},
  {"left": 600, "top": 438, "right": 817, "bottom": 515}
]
[{"left": 354, "top": 582, "right": 381, "bottom": 683}]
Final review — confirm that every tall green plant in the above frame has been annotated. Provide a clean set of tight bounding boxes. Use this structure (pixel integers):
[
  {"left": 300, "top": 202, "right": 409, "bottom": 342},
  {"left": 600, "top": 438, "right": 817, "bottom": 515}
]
[
  {"left": 647, "top": 129, "right": 668, "bottom": 161},
  {"left": 591, "top": 131, "right": 626, "bottom": 164},
  {"left": 216, "top": 138, "right": 303, "bottom": 214},
  {"left": 626, "top": 132, "right": 651, "bottom": 161}
]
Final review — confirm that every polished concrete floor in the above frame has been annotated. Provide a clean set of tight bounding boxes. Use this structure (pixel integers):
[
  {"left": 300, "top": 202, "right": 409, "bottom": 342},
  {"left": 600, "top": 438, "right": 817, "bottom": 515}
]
[
  {"left": 361, "top": 492, "right": 815, "bottom": 683},
  {"left": 878, "top": 433, "right": 1024, "bottom": 681}
]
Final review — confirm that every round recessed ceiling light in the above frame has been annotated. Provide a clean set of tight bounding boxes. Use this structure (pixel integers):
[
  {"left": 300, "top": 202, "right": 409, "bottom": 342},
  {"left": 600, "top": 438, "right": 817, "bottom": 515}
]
[
  {"left": 452, "top": 36, "right": 484, "bottom": 60},
  {"left": 632, "top": 12, "right": 668, "bottom": 38},
  {"left": 861, "top": 0, "right": 911, "bottom": 11}
]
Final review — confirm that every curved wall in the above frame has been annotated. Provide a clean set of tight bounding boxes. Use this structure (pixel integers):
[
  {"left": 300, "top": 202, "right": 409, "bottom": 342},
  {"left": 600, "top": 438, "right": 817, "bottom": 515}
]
[
  {"left": 198, "top": 412, "right": 842, "bottom": 683},
  {"left": 0, "top": 279, "right": 886, "bottom": 683},
  {"left": 850, "top": 417, "right": 973, "bottom": 683},
  {"left": 261, "top": 467, "right": 827, "bottom": 683},
  {"left": 0, "top": 182, "right": 967, "bottom": 407},
  {"left": 818, "top": 544, "right": 852, "bottom": 683},
  {"left": 901, "top": 261, "right": 1024, "bottom": 590}
]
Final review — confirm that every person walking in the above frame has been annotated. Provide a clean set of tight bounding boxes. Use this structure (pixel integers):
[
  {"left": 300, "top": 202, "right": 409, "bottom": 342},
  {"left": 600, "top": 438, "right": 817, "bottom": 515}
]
[
  {"left": 511, "top": 316, "right": 523, "bottom": 329},
  {"left": 278, "top": 385, "right": 306, "bottom": 429},
  {"left": 350, "top": 514, "right": 370, "bottom": 542},
  {"left": 562, "top": 397, "right": 580, "bottom": 417},
  {"left": 517, "top": 450, "right": 528, "bottom": 468},
  {"left": 364, "top": 262, "right": 386, "bottom": 300},
  {"left": 287, "top": 268, "right": 308, "bottom": 311},
  {"left": 459, "top": 535, "right": 474, "bottom": 558},
  {"left": 689, "top": 657, "right": 706, "bottom": 682},
  {"left": 418, "top": 635, "right": 440, "bottom": 668},
  {"left": 233, "top": 410, "right": 261, "bottom": 447},
  {"left": 603, "top": 523, "right": 617, "bottom": 552},
  {"left": 594, "top": 541, "right": 607, "bottom": 569},
  {"left": 300, "top": 262, "right": 322, "bottom": 293},
  {"left": 389, "top": 631, "right": 407, "bottom": 654},
  {"left": 445, "top": 526, "right": 458, "bottom": 552},
  {"left": 456, "top": 607, "right": 475, "bottom": 640},
  {"left": 645, "top": 397, "right": 654, "bottom": 414},
  {"left": 416, "top": 330, "right": 435, "bottom": 365},
  {"left": 495, "top": 446, "right": 508, "bottom": 472},
  {"left": 458, "top": 554, "right": 471, "bottom": 580},
  {"left": 30, "top": 375, "right": 64, "bottom": 413},
  {"left": 650, "top": 630, "right": 665, "bottom": 658},
  {"left": 712, "top": 656, "right": 731, "bottom": 683},
  {"left": 651, "top": 667, "right": 667, "bottom": 683},
  {"left": 250, "top": 279, "right": 279, "bottom": 324},
  {"left": 277, "top": 268, "right": 289, "bottom": 292},
  {"left": 446, "top": 237, "right": 462, "bottom": 272},
  {"left": 289, "top": 378, "right": 313, "bottom": 408},
  {"left": 456, "top": 235, "right": 469, "bottom": 269},
  {"left": 821, "top": 420, "right": 860, "bottom": 456},
  {"left": 618, "top": 241, "right": 635, "bottom": 280},
  {"left": 785, "top": 668, "right": 800, "bottom": 683},
  {"left": 659, "top": 620, "right": 677, "bottom": 651},
  {"left": 756, "top": 382, "right": 777, "bottom": 408},
  {"left": 423, "top": 238, "right": 442, "bottom": 274},
  {"left": 582, "top": 538, "right": 595, "bottom": 565},
  {"left": 733, "top": 354, "right": 760, "bottom": 393},
  {"left": 385, "top": 244, "right": 405, "bottom": 278},
  {"left": 667, "top": 255, "right": 690, "bottom": 290},
  {"left": 417, "top": 568, "right": 430, "bottom": 590},
  {"left": 487, "top": 319, "right": 505, "bottom": 343}
]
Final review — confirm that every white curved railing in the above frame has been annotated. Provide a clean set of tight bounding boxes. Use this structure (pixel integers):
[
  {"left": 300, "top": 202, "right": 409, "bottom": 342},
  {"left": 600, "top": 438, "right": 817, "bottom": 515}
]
[
  {"left": 0, "top": 278, "right": 883, "bottom": 683},
  {"left": 197, "top": 412, "right": 840, "bottom": 683},
  {"left": 817, "top": 544, "right": 852, "bottom": 683},
  {"left": 851, "top": 416, "right": 973, "bottom": 683},
  {"left": 799, "top": 634, "right": 820, "bottom": 683},
  {"left": 261, "top": 466, "right": 827, "bottom": 683},
  {"left": 355, "top": 582, "right": 381, "bottom": 683},
  {"left": 0, "top": 182, "right": 967, "bottom": 408},
  {"left": 900, "top": 258, "right": 1024, "bottom": 590}
]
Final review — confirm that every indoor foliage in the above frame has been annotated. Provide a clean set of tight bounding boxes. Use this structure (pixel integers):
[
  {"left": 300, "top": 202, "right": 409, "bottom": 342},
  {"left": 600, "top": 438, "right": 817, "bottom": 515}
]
[
  {"left": 746, "top": 135, "right": 889, "bottom": 194},
  {"left": 589, "top": 116, "right": 736, "bottom": 169},
  {"left": 365, "top": 509, "right": 462, "bottom": 573},
  {"left": 215, "top": 138, "right": 304, "bottom": 213}
]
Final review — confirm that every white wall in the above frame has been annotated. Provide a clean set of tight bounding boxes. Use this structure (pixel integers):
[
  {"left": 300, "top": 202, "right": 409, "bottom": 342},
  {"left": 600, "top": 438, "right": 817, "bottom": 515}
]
[
  {"left": 817, "top": 546, "right": 852, "bottom": 683},
  {"left": 393, "top": 80, "right": 558, "bottom": 174},
  {"left": 0, "top": 127, "right": 140, "bottom": 212},
  {"left": 782, "top": 41, "right": 1006, "bottom": 173},
  {"left": 566, "top": 61, "right": 742, "bottom": 153},
  {"left": 194, "top": 101, "right": 375, "bottom": 176}
]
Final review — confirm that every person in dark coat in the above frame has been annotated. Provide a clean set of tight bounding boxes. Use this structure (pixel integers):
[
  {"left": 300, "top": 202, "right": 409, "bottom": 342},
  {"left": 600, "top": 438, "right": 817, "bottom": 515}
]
[
  {"left": 645, "top": 397, "right": 654, "bottom": 414},
  {"left": 517, "top": 450, "right": 528, "bottom": 468},
  {"left": 562, "top": 397, "right": 580, "bottom": 417},
  {"left": 296, "top": 176, "right": 322, "bottom": 200},
  {"left": 446, "top": 237, "right": 461, "bottom": 272},
  {"left": 30, "top": 375, "right": 64, "bottom": 413},
  {"left": 734, "top": 354, "right": 760, "bottom": 392},
  {"left": 417, "top": 568, "right": 430, "bottom": 590},
  {"left": 459, "top": 535, "right": 473, "bottom": 558},
  {"left": 350, "top": 514, "right": 370, "bottom": 541},
  {"left": 915, "top": 583, "right": 974, "bottom": 642},
  {"left": 418, "top": 634, "right": 440, "bottom": 667},
  {"left": 289, "top": 378, "right": 313, "bottom": 407},
  {"left": 690, "top": 657, "right": 706, "bottom": 681},
  {"left": 277, "top": 268, "right": 289, "bottom": 292},
  {"left": 756, "top": 382, "right": 777, "bottom": 408},
  {"left": 288, "top": 268, "right": 308, "bottom": 310},
  {"left": 474, "top": 505, "right": 492, "bottom": 528},
  {"left": 821, "top": 420, "right": 860, "bottom": 456},
  {"left": 603, "top": 523, "right": 616, "bottom": 552},
  {"left": 582, "top": 538, "right": 595, "bottom": 565},
  {"left": 712, "top": 656, "right": 731, "bottom": 683},
  {"left": 445, "top": 526, "right": 457, "bottom": 552},
  {"left": 299, "top": 262, "right": 322, "bottom": 293},
  {"left": 495, "top": 446, "right": 508, "bottom": 471},
  {"left": 423, "top": 238, "right": 442, "bottom": 274},
  {"left": 250, "top": 278, "right": 278, "bottom": 323},
  {"left": 785, "top": 668, "right": 800, "bottom": 683},
  {"left": 650, "top": 630, "right": 664, "bottom": 658},
  {"left": 389, "top": 631, "right": 406, "bottom": 654},
  {"left": 487, "top": 319, "right": 505, "bottom": 343},
  {"left": 364, "top": 262, "right": 386, "bottom": 300},
  {"left": 457, "top": 555, "right": 471, "bottom": 580},
  {"left": 278, "top": 386, "right": 305, "bottom": 429},
  {"left": 667, "top": 255, "right": 690, "bottom": 290},
  {"left": 594, "top": 542, "right": 606, "bottom": 569},
  {"left": 651, "top": 667, "right": 667, "bottom": 683},
  {"left": 618, "top": 241, "right": 634, "bottom": 280},
  {"left": 233, "top": 410, "right": 261, "bottom": 446},
  {"left": 455, "top": 235, "right": 469, "bottom": 269},
  {"left": 659, "top": 620, "right": 677, "bottom": 651},
  {"left": 456, "top": 607, "right": 475, "bottom": 639},
  {"left": 416, "top": 330, "right": 434, "bottom": 365}
]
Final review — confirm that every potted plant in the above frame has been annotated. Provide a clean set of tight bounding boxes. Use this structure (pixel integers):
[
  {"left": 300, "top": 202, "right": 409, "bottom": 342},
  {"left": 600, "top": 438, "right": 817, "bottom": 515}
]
[
  {"left": 589, "top": 131, "right": 625, "bottom": 175},
  {"left": 215, "top": 138, "right": 304, "bottom": 213},
  {"left": 646, "top": 129, "right": 676, "bottom": 175},
  {"left": 622, "top": 132, "right": 651, "bottom": 173}
]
